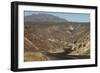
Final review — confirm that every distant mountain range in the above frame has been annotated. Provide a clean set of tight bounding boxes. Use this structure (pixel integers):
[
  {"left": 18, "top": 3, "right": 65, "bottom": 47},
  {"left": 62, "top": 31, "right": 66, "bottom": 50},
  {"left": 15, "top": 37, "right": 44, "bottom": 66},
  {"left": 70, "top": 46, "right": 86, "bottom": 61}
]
[{"left": 24, "top": 13, "right": 68, "bottom": 22}]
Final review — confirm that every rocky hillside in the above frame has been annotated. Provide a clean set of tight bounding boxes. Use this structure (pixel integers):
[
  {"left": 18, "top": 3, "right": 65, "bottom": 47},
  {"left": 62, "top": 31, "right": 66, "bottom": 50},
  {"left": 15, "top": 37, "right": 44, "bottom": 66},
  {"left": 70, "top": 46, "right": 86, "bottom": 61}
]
[{"left": 24, "top": 22, "right": 90, "bottom": 61}]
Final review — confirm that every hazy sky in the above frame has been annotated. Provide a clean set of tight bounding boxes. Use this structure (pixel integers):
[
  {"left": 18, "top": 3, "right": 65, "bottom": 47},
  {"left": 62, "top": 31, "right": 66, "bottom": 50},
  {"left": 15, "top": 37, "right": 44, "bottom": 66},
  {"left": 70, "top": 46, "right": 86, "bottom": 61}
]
[{"left": 24, "top": 11, "right": 90, "bottom": 22}]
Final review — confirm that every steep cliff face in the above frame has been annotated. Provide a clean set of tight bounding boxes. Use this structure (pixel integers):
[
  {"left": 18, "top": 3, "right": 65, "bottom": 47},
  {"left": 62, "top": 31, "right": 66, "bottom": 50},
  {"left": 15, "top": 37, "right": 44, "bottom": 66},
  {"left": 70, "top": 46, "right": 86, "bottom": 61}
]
[{"left": 68, "top": 32, "right": 90, "bottom": 55}]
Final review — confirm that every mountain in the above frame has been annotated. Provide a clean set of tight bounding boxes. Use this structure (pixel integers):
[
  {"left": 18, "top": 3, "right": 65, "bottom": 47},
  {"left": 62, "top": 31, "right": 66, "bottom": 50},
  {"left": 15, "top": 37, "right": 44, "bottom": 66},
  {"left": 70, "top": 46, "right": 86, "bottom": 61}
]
[{"left": 24, "top": 13, "right": 67, "bottom": 22}]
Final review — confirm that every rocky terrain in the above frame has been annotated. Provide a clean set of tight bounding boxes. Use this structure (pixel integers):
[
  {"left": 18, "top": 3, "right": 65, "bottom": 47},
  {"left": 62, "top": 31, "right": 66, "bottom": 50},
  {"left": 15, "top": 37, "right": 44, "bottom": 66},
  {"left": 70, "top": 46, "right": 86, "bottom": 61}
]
[{"left": 24, "top": 13, "right": 90, "bottom": 62}]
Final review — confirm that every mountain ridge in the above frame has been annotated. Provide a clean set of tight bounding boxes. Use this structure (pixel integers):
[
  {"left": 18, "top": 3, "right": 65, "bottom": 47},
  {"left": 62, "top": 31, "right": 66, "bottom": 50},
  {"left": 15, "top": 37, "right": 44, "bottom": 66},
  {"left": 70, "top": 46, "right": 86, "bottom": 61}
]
[{"left": 24, "top": 13, "right": 68, "bottom": 22}]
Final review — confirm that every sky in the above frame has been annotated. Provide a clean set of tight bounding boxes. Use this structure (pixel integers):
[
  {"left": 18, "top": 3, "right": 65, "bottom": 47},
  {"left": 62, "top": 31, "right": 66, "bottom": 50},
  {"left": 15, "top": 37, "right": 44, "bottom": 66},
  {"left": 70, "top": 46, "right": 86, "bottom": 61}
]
[{"left": 24, "top": 11, "right": 90, "bottom": 22}]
